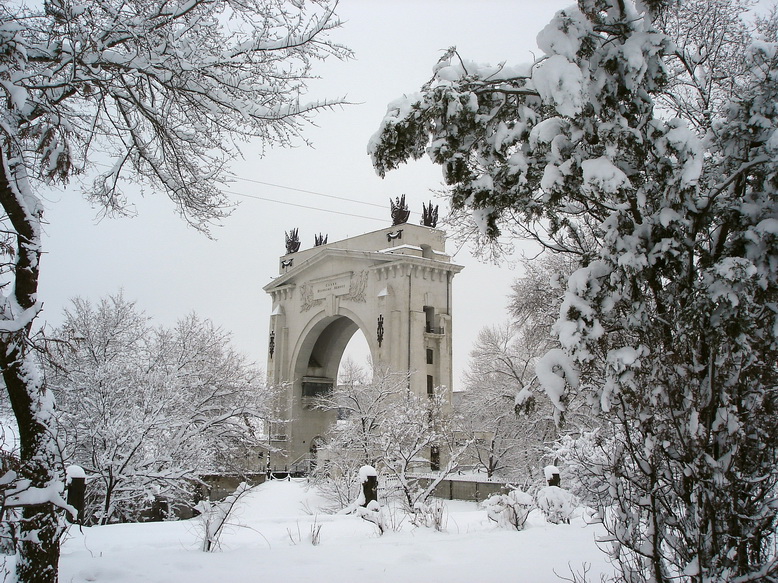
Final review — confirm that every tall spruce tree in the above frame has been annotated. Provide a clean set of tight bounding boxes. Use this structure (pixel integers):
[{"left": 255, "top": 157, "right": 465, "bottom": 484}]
[{"left": 369, "top": 1, "right": 778, "bottom": 580}]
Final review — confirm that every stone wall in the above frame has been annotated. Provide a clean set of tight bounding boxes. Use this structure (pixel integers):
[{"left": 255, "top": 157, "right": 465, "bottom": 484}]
[
  {"left": 410, "top": 476, "right": 512, "bottom": 503},
  {"left": 198, "top": 472, "right": 267, "bottom": 501}
]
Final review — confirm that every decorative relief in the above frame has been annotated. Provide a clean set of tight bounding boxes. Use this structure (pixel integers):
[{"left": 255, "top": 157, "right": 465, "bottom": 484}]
[
  {"left": 421, "top": 201, "right": 439, "bottom": 228},
  {"left": 386, "top": 229, "right": 403, "bottom": 242},
  {"left": 300, "top": 282, "right": 324, "bottom": 313},
  {"left": 300, "top": 271, "right": 368, "bottom": 312},
  {"left": 390, "top": 195, "right": 410, "bottom": 225},
  {"left": 285, "top": 228, "right": 301, "bottom": 254},
  {"left": 313, "top": 275, "right": 350, "bottom": 299},
  {"left": 342, "top": 270, "right": 368, "bottom": 303}
]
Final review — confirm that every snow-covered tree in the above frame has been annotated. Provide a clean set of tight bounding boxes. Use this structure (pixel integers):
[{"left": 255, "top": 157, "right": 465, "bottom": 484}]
[
  {"left": 378, "top": 387, "right": 470, "bottom": 511},
  {"left": 314, "top": 361, "right": 400, "bottom": 465},
  {"left": 654, "top": 0, "right": 755, "bottom": 132},
  {"left": 507, "top": 254, "right": 578, "bottom": 353},
  {"left": 312, "top": 363, "right": 469, "bottom": 512},
  {"left": 369, "top": 1, "right": 777, "bottom": 581},
  {"left": 45, "top": 293, "right": 270, "bottom": 525},
  {"left": 458, "top": 255, "right": 586, "bottom": 482},
  {"left": 459, "top": 323, "right": 556, "bottom": 482},
  {"left": 310, "top": 362, "right": 402, "bottom": 509},
  {"left": 151, "top": 312, "right": 271, "bottom": 475},
  {"left": 0, "top": 0, "right": 347, "bottom": 579}
]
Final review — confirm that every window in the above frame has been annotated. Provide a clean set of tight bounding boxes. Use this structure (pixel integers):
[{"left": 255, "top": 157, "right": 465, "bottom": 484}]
[
  {"left": 430, "top": 446, "right": 440, "bottom": 471},
  {"left": 269, "top": 422, "right": 287, "bottom": 442},
  {"left": 426, "top": 348, "right": 434, "bottom": 364},
  {"left": 427, "top": 375, "right": 434, "bottom": 397},
  {"left": 423, "top": 306, "right": 435, "bottom": 333},
  {"left": 302, "top": 380, "right": 332, "bottom": 397}
]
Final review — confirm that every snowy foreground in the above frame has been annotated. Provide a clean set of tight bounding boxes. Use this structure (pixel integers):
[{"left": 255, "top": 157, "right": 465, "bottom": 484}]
[{"left": 57, "top": 479, "right": 614, "bottom": 583}]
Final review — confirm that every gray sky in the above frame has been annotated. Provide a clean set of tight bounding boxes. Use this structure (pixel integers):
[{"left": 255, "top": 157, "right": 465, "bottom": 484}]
[{"left": 38, "top": 0, "right": 574, "bottom": 386}]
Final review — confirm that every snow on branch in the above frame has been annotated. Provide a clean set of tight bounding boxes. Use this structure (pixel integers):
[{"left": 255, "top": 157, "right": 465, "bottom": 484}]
[
  {"left": 535, "top": 348, "right": 578, "bottom": 412},
  {"left": 1, "top": 0, "right": 350, "bottom": 233},
  {"left": 0, "top": 301, "right": 42, "bottom": 333}
]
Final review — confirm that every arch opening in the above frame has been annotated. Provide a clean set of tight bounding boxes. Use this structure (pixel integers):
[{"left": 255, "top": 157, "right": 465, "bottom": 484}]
[
  {"left": 338, "top": 329, "right": 371, "bottom": 384},
  {"left": 294, "top": 315, "right": 372, "bottom": 395},
  {"left": 291, "top": 315, "right": 375, "bottom": 455}
]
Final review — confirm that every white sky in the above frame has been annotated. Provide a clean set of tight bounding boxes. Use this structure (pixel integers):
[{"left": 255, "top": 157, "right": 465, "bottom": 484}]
[{"left": 37, "top": 0, "right": 574, "bottom": 387}]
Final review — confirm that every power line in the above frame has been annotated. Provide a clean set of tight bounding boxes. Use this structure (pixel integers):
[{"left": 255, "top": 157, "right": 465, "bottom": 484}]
[
  {"left": 226, "top": 189, "right": 387, "bottom": 222},
  {"left": 227, "top": 174, "right": 388, "bottom": 210},
  {"left": 88, "top": 159, "right": 418, "bottom": 222}
]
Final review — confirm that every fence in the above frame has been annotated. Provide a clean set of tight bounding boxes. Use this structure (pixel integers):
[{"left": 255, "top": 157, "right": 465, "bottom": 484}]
[{"left": 197, "top": 473, "right": 510, "bottom": 511}]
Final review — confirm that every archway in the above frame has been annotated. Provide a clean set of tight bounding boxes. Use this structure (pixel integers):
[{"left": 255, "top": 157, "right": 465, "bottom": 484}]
[
  {"left": 294, "top": 315, "right": 361, "bottom": 389},
  {"left": 264, "top": 223, "right": 463, "bottom": 472}
]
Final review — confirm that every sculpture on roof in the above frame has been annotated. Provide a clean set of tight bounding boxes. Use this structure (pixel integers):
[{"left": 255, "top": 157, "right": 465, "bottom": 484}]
[
  {"left": 285, "top": 228, "right": 301, "bottom": 254},
  {"left": 390, "top": 194, "right": 410, "bottom": 226},
  {"left": 421, "top": 201, "right": 439, "bottom": 228}
]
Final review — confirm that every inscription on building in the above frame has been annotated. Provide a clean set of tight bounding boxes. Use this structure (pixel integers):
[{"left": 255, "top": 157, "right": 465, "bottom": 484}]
[{"left": 313, "top": 276, "right": 351, "bottom": 300}]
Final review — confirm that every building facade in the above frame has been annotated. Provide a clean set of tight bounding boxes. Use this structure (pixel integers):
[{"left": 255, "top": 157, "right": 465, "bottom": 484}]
[{"left": 263, "top": 223, "right": 463, "bottom": 473}]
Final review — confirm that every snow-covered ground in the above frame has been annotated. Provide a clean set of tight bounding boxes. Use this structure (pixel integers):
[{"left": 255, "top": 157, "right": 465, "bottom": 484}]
[{"left": 57, "top": 479, "right": 614, "bottom": 583}]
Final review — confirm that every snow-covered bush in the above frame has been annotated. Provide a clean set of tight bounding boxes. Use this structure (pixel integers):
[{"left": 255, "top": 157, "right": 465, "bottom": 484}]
[
  {"left": 356, "top": 501, "right": 386, "bottom": 536},
  {"left": 196, "top": 483, "right": 251, "bottom": 552},
  {"left": 483, "top": 489, "right": 533, "bottom": 531},
  {"left": 339, "top": 465, "right": 388, "bottom": 536},
  {"left": 309, "top": 438, "right": 364, "bottom": 514},
  {"left": 535, "top": 486, "right": 575, "bottom": 525},
  {"left": 551, "top": 430, "right": 612, "bottom": 521},
  {"left": 412, "top": 498, "right": 447, "bottom": 532}
]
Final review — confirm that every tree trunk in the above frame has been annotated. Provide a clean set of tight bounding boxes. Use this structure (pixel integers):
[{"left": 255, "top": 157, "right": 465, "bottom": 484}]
[
  {"left": 1, "top": 349, "right": 63, "bottom": 583},
  {"left": 0, "top": 154, "right": 63, "bottom": 583},
  {"left": 101, "top": 482, "right": 115, "bottom": 526}
]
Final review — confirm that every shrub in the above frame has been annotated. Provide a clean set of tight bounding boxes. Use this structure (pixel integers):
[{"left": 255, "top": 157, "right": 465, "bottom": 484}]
[
  {"left": 535, "top": 486, "right": 575, "bottom": 524},
  {"left": 484, "top": 489, "right": 534, "bottom": 530}
]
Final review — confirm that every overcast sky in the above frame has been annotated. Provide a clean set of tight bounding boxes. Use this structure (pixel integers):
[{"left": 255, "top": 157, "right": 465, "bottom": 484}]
[{"left": 38, "top": 0, "right": 575, "bottom": 386}]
